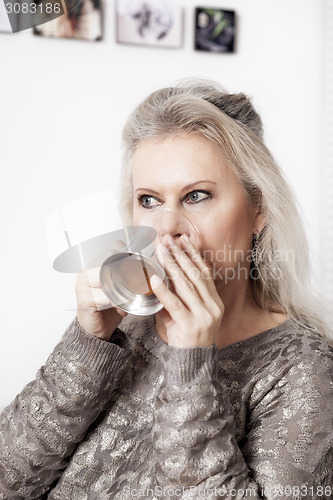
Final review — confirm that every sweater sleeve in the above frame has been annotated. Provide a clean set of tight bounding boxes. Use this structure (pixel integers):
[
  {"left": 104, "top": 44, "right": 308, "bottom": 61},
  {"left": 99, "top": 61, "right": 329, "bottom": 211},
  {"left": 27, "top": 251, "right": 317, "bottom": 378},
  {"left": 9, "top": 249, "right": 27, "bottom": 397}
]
[
  {"left": 152, "top": 345, "right": 333, "bottom": 499},
  {"left": 0, "top": 320, "right": 127, "bottom": 500}
]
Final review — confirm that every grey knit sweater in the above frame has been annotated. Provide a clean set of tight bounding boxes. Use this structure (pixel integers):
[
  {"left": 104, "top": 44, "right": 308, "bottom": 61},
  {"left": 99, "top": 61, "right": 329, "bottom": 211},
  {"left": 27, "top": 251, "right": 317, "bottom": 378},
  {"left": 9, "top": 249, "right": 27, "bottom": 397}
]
[{"left": 0, "top": 316, "right": 332, "bottom": 499}]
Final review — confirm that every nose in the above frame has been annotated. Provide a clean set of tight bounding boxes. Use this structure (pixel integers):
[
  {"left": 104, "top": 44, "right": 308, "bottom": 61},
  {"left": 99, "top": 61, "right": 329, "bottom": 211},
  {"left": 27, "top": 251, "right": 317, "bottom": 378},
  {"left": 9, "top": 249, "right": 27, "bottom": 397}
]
[
  {"left": 140, "top": 208, "right": 198, "bottom": 248},
  {"left": 159, "top": 210, "right": 186, "bottom": 241}
]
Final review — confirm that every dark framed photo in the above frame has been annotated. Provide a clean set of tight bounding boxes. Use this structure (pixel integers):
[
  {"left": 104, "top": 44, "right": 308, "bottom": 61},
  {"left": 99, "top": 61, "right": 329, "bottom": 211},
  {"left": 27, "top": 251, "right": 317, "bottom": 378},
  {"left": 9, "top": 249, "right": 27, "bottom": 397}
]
[
  {"left": 33, "top": 0, "right": 103, "bottom": 41},
  {"left": 195, "top": 7, "right": 236, "bottom": 53},
  {"left": 116, "top": 0, "right": 183, "bottom": 49}
]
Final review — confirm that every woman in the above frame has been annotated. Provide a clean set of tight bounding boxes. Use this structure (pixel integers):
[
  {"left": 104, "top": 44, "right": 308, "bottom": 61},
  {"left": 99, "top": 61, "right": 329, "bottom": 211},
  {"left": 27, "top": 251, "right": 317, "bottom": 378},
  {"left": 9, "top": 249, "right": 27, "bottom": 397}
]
[{"left": 0, "top": 80, "right": 332, "bottom": 499}]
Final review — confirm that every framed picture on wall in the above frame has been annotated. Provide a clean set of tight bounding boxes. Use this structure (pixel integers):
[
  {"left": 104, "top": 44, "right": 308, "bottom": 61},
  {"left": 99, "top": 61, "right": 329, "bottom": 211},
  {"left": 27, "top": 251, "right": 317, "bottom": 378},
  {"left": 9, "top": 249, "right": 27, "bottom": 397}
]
[
  {"left": 33, "top": 0, "right": 103, "bottom": 41},
  {"left": 195, "top": 7, "right": 236, "bottom": 53},
  {"left": 116, "top": 0, "right": 183, "bottom": 49}
]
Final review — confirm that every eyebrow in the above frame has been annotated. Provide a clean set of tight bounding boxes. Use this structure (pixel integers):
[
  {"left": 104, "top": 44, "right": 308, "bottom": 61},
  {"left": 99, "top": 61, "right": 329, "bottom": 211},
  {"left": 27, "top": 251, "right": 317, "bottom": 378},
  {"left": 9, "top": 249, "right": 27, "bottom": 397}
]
[{"left": 134, "top": 180, "right": 217, "bottom": 195}]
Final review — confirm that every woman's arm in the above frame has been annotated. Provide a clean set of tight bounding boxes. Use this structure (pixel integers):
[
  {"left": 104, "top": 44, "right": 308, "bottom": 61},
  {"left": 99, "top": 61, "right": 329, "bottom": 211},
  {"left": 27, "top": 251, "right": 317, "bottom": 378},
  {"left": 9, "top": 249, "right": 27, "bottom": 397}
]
[
  {"left": 243, "top": 349, "right": 333, "bottom": 498},
  {"left": 0, "top": 320, "right": 127, "bottom": 499}
]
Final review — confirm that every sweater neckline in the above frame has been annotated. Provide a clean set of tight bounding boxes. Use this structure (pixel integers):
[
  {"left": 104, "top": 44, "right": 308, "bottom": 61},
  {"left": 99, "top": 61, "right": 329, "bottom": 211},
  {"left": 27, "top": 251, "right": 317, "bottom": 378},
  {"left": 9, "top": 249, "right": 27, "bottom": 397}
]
[{"left": 148, "top": 315, "right": 293, "bottom": 354}]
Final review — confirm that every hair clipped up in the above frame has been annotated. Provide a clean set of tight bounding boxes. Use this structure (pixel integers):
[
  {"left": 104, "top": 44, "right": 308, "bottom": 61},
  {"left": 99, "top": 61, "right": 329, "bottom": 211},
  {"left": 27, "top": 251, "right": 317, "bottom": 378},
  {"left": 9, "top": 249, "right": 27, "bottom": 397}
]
[
  {"left": 206, "top": 93, "right": 264, "bottom": 139},
  {"left": 169, "top": 79, "right": 264, "bottom": 139}
]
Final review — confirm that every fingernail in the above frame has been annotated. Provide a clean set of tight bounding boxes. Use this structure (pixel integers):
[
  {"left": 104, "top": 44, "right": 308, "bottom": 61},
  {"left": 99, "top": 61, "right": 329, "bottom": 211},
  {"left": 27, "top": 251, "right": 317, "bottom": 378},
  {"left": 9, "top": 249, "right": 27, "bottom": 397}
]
[
  {"left": 164, "top": 234, "right": 175, "bottom": 246},
  {"left": 181, "top": 234, "right": 190, "bottom": 243},
  {"left": 150, "top": 274, "right": 163, "bottom": 289}
]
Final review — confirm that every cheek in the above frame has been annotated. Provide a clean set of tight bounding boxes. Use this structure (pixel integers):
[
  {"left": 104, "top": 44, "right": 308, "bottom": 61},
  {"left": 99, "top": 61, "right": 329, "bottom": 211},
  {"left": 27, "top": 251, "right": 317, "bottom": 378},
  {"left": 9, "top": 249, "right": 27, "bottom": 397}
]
[
  {"left": 194, "top": 219, "right": 219, "bottom": 259},
  {"left": 132, "top": 204, "right": 143, "bottom": 226},
  {"left": 197, "top": 212, "right": 253, "bottom": 263},
  {"left": 132, "top": 212, "right": 140, "bottom": 226}
]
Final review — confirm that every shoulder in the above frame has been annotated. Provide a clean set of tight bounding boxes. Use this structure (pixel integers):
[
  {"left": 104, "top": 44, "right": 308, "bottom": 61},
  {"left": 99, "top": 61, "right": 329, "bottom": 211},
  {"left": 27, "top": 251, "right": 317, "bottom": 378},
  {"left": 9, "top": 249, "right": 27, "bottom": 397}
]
[
  {"left": 251, "top": 318, "right": 333, "bottom": 367},
  {"left": 255, "top": 321, "right": 333, "bottom": 409},
  {"left": 271, "top": 324, "right": 333, "bottom": 456},
  {"left": 257, "top": 320, "right": 333, "bottom": 391},
  {"left": 219, "top": 319, "right": 333, "bottom": 370},
  {"left": 243, "top": 321, "right": 333, "bottom": 423},
  {"left": 218, "top": 320, "right": 333, "bottom": 403},
  {"left": 277, "top": 320, "right": 333, "bottom": 371},
  {"left": 244, "top": 323, "right": 333, "bottom": 479}
]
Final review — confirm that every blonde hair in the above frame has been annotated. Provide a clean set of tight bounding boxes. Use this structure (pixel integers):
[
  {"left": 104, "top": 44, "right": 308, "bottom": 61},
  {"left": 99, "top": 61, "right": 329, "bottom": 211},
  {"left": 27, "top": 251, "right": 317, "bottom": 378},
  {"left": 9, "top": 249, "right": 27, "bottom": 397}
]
[{"left": 119, "top": 79, "right": 332, "bottom": 340}]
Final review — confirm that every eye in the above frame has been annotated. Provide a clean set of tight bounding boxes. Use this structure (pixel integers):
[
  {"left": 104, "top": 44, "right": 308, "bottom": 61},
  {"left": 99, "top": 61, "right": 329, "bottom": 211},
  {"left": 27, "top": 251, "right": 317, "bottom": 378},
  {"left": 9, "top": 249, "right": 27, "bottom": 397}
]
[
  {"left": 185, "top": 190, "right": 212, "bottom": 204},
  {"left": 137, "top": 194, "right": 161, "bottom": 208}
]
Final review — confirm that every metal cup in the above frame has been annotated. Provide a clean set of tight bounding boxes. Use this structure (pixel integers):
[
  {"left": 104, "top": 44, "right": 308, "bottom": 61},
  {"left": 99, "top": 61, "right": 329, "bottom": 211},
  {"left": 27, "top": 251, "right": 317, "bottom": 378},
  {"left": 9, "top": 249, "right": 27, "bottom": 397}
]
[
  {"left": 99, "top": 251, "right": 168, "bottom": 316},
  {"left": 99, "top": 209, "right": 198, "bottom": 316}
]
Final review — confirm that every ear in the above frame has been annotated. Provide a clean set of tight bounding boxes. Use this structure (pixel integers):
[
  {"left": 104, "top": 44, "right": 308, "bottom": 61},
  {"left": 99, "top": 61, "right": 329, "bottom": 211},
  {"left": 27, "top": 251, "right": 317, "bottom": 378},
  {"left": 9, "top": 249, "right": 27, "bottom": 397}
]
[{"left": 253, "top": 208, "right": 266, "bottom": 234}]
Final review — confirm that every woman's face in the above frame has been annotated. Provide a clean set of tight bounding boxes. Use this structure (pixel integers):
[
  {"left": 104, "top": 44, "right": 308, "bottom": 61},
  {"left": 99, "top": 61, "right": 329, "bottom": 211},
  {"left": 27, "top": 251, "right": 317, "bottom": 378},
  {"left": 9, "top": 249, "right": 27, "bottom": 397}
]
[{"left": 131, "top": 133, "right": 263, "bottom": 284}]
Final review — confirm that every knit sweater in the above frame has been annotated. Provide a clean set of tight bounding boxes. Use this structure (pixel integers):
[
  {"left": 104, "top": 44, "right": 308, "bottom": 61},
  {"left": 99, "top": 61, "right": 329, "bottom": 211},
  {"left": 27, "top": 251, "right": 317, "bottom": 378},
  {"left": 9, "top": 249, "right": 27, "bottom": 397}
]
[{"left": 0, "top": 316, "right": 332, "bottom": 499}]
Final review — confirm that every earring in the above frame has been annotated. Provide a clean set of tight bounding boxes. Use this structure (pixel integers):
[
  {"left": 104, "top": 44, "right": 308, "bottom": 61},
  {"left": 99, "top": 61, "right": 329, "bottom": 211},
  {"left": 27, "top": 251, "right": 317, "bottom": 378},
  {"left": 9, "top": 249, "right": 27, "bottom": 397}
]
[{"left": 252, "top": 232, "right": 260, "bottom": 268}]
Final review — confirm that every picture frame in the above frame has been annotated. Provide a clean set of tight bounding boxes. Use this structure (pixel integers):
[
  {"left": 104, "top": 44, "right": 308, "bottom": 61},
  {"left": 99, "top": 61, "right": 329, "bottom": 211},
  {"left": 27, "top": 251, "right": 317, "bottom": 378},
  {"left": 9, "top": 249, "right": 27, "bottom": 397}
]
[
  {"left": 195, "top": 7, "right": 236, "bottom": 53},
  {"left": 116, "top": 0, "right": 183, "bottom": 49},
  {"left": 2, "top": 0, "right": 75, "bottom": 34},
  {"left": 33, "top": 0, "right": 103, "bottom": 42}
]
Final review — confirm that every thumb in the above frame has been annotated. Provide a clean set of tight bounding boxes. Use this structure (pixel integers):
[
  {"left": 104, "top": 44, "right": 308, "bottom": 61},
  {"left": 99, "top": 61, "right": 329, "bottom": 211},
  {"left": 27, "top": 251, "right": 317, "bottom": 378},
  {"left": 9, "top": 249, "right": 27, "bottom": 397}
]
[{"left": 115, "top": 307, "right": 128, "bottom": 318}]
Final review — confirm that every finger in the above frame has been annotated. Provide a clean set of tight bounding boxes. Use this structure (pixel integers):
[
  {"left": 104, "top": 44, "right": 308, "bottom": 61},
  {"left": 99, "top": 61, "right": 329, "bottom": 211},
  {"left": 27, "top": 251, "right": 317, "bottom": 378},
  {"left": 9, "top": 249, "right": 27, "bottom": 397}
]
[
  {"left": 165, "top": 236, "right": 217, "bottom": 304},
  {"left": 150, "top": 274, "right": 191, "bottom": 324},
  {"left": 155, "top": 243, "right": 204, "bottom": 312},
  {"left": 77, "top": 285, "right": 113, "bottom": 312},
  {"left": 115, "top": 307, "right": 128, "bottom": 317},
  {"left": 76, "top": 268, "right": 101, "bottom": 288},
  {"left": 169, "top": 239, "right": 224, "bottom": 328},
  {"left": 76, "top": 267, "right": 129, "bottom": 313},
  {"left": 179, "top": 235, "right": 212, "bottom": 278},
  {"left": 167, "top": 241, "right": 211, "bottom": 300},
  {"left": 179, "top": 235, "right": 217, "bottom": 295}
]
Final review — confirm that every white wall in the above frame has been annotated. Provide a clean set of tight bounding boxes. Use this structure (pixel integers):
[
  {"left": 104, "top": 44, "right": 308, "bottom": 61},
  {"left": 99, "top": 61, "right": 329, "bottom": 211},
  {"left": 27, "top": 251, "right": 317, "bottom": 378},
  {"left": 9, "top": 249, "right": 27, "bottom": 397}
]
[{"left": 0, "top": 0, "right": 326, "bottom": 410}]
